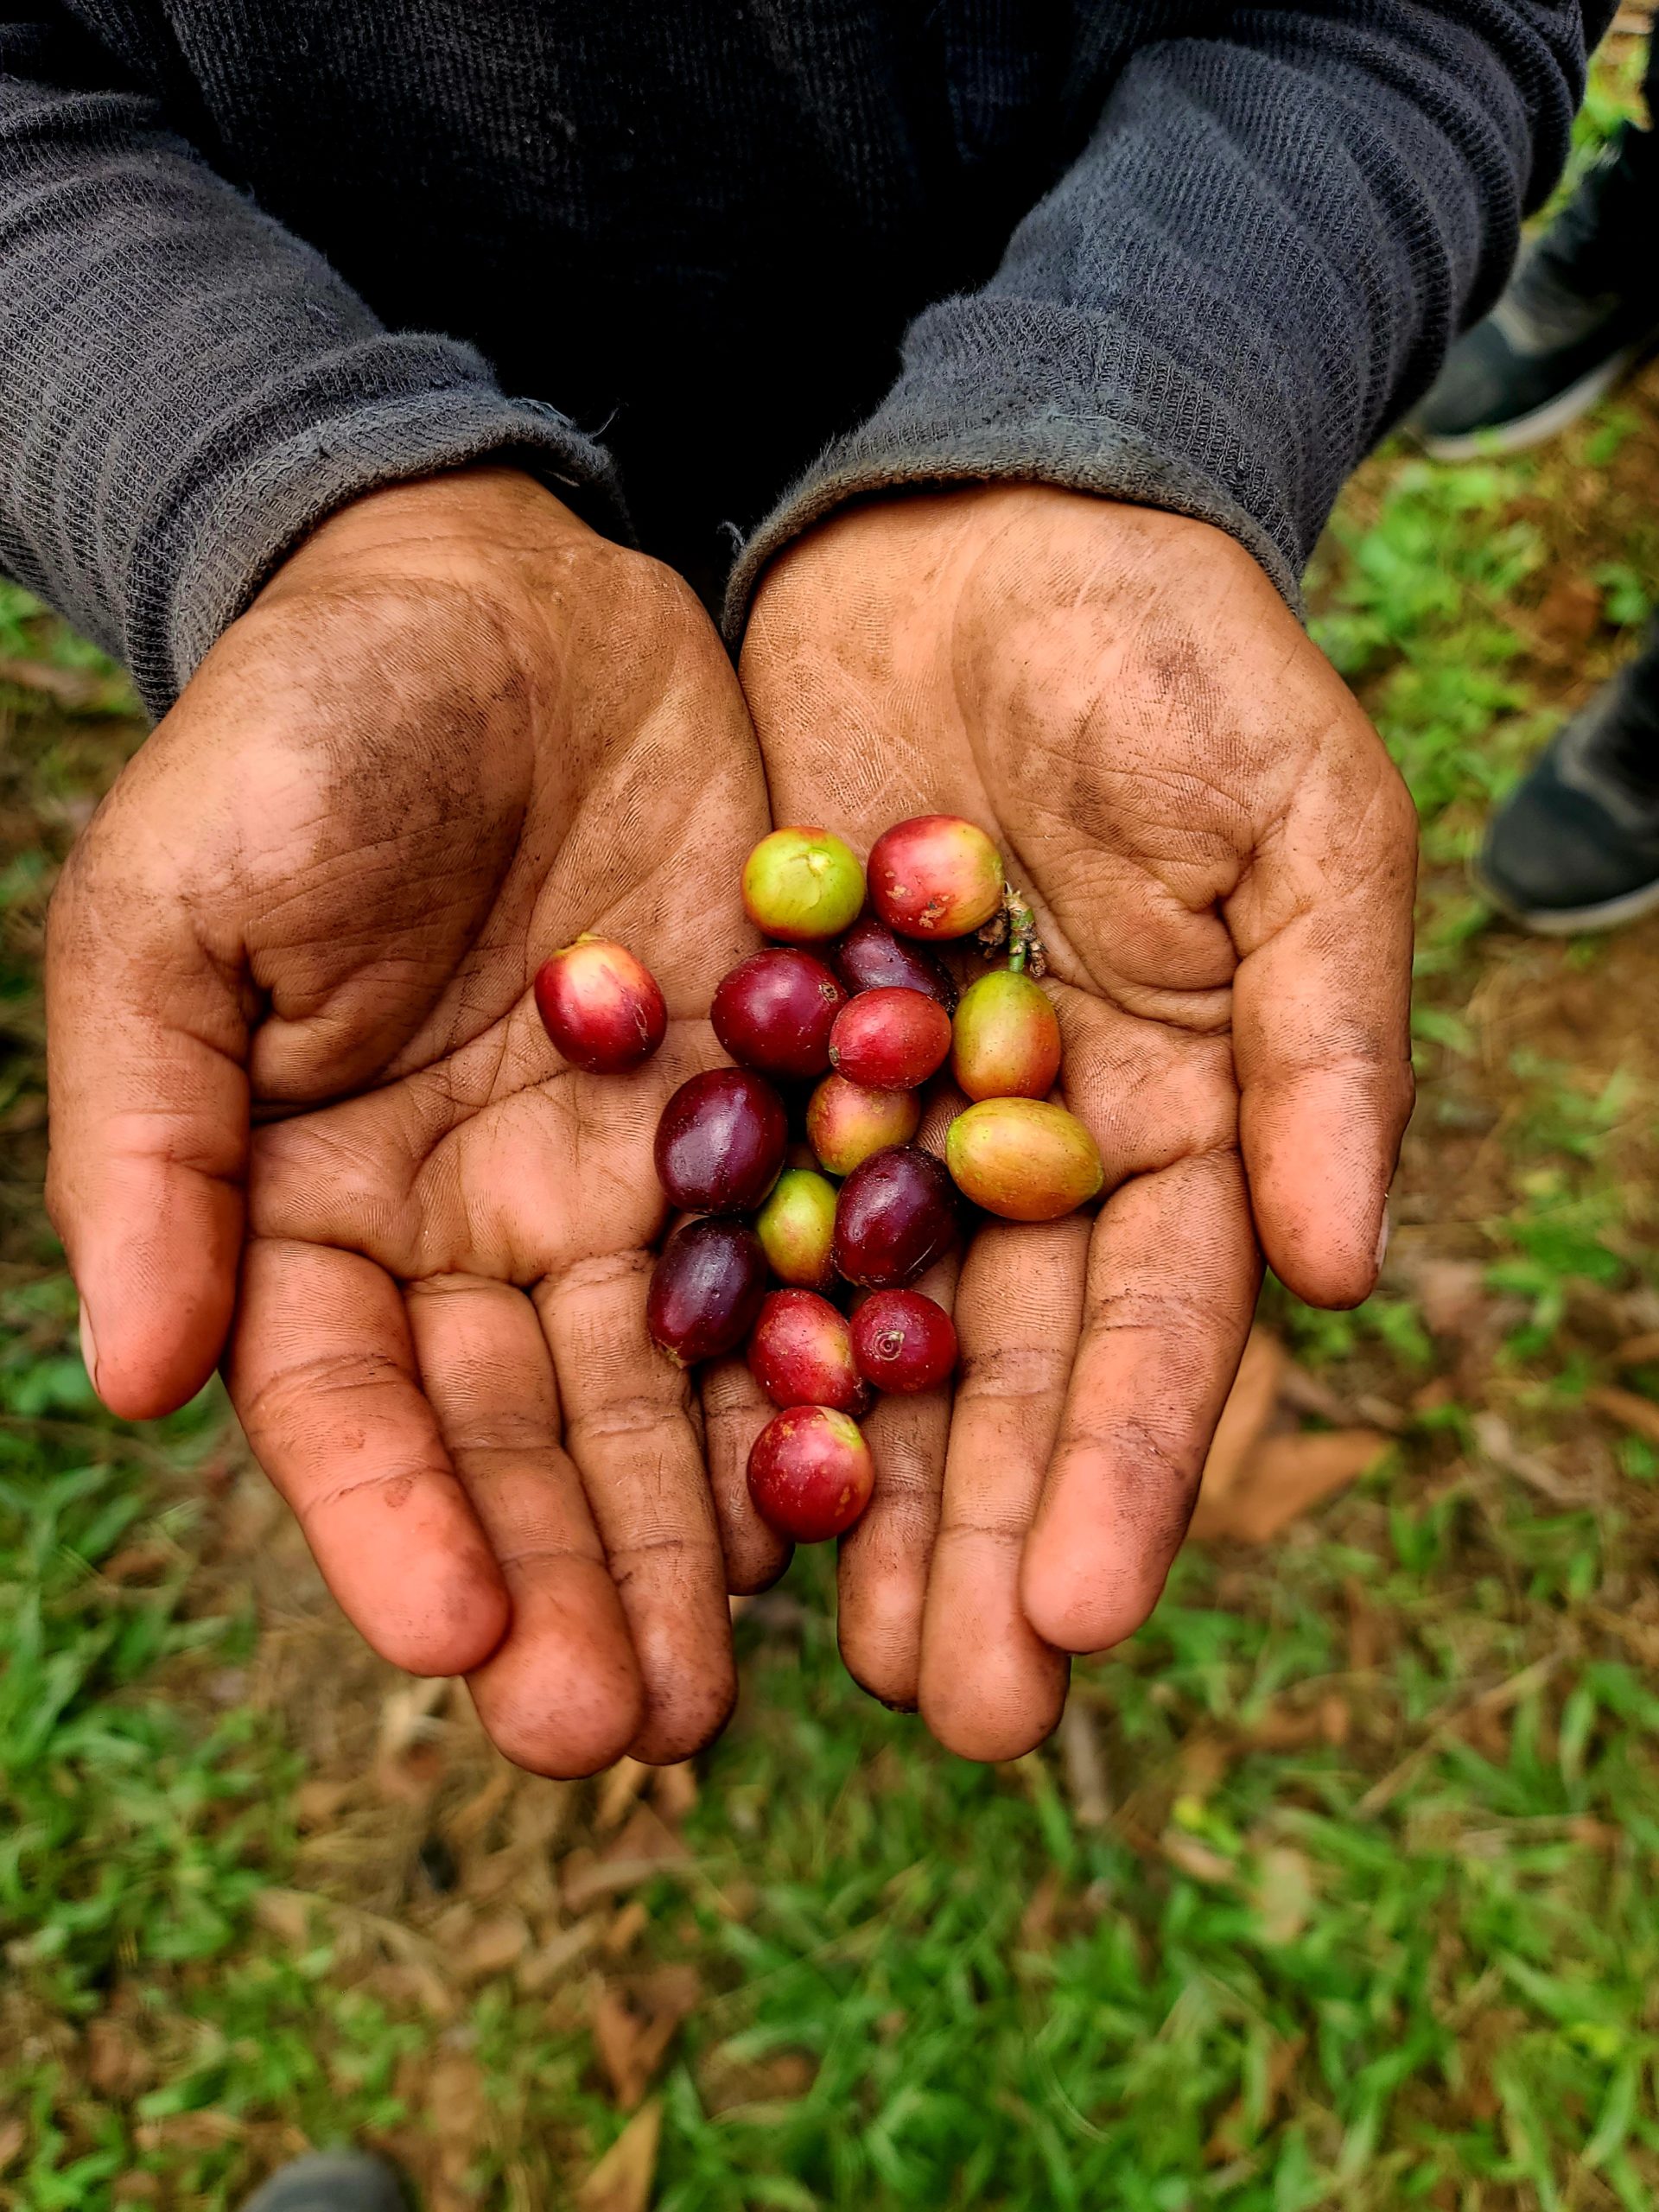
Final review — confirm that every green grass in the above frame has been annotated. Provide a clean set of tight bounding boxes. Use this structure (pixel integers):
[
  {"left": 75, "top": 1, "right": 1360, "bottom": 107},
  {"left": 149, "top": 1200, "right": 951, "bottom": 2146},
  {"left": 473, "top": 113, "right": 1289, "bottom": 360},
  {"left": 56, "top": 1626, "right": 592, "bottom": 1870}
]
[
  {"left": 663, "top": 1537, "right": 1659, "bottom": 2211},
  {"left": 8, "top": 47, "right": 1659, "bottom": 2200}
]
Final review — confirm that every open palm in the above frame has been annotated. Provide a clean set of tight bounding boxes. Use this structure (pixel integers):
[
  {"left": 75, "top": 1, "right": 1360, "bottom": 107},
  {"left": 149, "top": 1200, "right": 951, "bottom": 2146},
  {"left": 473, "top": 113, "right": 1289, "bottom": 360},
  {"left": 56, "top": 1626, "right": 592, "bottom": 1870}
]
[
  {"left": 47, "top": 470, "right": 768, "bottom": 1772},
  {"left": 739, "top": 486, "right": 1416, "bottom": 1759}
]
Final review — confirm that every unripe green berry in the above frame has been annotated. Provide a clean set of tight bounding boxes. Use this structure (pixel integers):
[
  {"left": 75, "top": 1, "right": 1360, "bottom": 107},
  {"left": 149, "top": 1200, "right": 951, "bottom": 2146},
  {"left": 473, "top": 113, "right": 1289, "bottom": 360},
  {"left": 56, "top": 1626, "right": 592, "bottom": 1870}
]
[
  {"left": 754, "top": 1167, "right": 839, "bottom": 1290},
  {"left": 741, "top": 826, "right": 866, "bottom": 944}
]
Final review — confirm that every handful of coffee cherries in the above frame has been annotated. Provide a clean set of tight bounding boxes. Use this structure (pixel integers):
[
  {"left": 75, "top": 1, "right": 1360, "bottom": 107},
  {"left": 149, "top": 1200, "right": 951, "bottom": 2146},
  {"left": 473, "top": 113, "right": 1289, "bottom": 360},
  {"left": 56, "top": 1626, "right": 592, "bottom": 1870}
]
[{"left": 533, "top": 817, "right": 1103, "bottom": 1549}]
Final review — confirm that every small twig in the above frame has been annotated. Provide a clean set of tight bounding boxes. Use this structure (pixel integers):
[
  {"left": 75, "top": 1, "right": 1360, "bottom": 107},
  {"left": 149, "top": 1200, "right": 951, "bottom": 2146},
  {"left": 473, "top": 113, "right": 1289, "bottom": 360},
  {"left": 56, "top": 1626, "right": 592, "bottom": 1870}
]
[{"left": 1058, "top": 1694, "right": 1110, "bottom": 1829}]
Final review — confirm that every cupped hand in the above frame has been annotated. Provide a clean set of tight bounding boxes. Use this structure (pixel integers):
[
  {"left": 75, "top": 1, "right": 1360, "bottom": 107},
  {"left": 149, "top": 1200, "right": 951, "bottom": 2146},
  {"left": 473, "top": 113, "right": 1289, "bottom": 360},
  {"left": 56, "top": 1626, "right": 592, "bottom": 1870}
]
[
  {"left": 736, "top": 486, "right": 1415, "bottom": 1759},
  {"left": 47, "top": 467, "right": 770, "bottom": 1774}
]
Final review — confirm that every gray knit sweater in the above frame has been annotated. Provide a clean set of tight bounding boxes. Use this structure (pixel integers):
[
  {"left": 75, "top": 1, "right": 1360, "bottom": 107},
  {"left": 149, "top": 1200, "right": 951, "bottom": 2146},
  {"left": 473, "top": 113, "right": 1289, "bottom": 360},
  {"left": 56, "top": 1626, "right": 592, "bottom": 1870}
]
[{"left": 0, "top": 3, "right": 1606, "bottom": 715}]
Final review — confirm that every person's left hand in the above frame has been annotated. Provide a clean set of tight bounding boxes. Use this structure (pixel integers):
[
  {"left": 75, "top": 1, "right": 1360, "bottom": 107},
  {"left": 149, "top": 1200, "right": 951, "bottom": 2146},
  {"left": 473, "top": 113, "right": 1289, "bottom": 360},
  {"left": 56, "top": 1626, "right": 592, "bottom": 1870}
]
[
  {"left": 734, "top": 486, "right": 1416, "bottom": 1759},
  {"left": 46, "top": 467, "right": 772, "bottom": 1777}
]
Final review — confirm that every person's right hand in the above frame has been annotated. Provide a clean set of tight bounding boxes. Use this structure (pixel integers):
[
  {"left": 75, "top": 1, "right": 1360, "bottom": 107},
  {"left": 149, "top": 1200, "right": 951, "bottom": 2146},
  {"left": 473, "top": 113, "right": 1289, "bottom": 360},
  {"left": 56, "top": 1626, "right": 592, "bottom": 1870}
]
[
  {"left": 736, "top": 487, "right": 1417, "bottom": 1759},
  {"left": 46, "top": 466, "right": 772, "bottom": 1776}
]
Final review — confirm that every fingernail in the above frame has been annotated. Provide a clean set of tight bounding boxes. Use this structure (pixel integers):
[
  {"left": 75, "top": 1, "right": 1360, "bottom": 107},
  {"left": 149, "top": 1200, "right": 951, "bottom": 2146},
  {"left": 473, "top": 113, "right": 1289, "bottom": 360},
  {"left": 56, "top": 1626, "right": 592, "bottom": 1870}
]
[
  {"left": 78, "top": 1300, "right": 99, "bottom": 1389},
  {"left": 1373, "top": 1202, "right": 1391, "bottom": 1276}
]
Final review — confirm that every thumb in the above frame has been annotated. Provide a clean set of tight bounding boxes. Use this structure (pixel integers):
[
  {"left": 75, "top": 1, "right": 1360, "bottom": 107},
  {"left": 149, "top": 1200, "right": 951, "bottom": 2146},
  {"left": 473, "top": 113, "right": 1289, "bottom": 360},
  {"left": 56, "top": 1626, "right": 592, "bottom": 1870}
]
[
  {"left": 1228, "top": 731, "right": 1417, "bottom": 1309},
  {"left": 45, "top": 805, "right": 249, "bottom": 1421}
]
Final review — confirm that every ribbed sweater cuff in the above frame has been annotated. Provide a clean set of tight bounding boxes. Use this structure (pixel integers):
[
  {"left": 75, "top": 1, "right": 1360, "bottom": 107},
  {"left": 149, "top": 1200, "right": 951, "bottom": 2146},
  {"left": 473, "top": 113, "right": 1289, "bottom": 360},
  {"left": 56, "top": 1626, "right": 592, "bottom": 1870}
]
[
  {"left": 724, "top": 301, "right": 1304, "bottom": 642},
  {"left": 144, "top": 335, "right": 627, "bottom": 715}
]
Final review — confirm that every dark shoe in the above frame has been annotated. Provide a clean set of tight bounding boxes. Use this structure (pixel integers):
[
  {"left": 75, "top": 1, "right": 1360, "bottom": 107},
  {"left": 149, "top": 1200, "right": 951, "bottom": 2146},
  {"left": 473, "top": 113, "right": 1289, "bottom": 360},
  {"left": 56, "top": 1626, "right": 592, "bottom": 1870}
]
[
  {"left": 1416, "top": 121, "right": 1659, "bottom": 457},
  {"left": 239, "top": 2152, "right": 410, "bottom": 2212},
  {"left": 1478, "top": 627, "right": 1659, "bottom": 933}
]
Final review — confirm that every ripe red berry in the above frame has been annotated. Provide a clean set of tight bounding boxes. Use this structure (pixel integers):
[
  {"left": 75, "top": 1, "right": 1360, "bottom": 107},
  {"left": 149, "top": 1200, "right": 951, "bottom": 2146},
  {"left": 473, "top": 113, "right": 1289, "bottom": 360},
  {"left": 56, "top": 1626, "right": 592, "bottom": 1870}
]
[
  {"left": 850, "top": 1290, "right": 958, "bottom": 1394},
  {"left": 654, "top": 1068, "right": 787, "bottom": 1213},
  {"left": 741, "top": 827, "right": 866, "bottom": 943},
  {"left": 711, "top": 949, "right": 845, "bottom": 1079},
  {"left": 950, "top": 969, "right": 1062, "bottom": 1100},
  {"left": 747, "top": 1405, "right": 874, "bottom": 1542},
  {"left": 944, "top": 1098, "right": 1104, "bottom": 1221},
  {"left": 832, "top": 916, "right": 957, "bottom": 1012},
  {"left": 748, "top": 1289, "right": 870, "bottom": 1414},
  {"left": 833, "top": 1145, "right": 957, "bottom": 1287},
  {"left": 805, "top": 1073, "right": 919, "bottom": 1178},
  {"left": 753, "top": 1167, "right": 838, "bottom": 1290},
  {"left": 533, "top": 936, "right": 666, "bottom": 1073},
  {"left": 829, "top": 987, "right": 951, "bottom": 1090},
  {"left": 647, "top": 1217, "right": 768, "bottom": 1365},
  {"left": 868, "top": 815, "right": 1003, "bottom": 940}
]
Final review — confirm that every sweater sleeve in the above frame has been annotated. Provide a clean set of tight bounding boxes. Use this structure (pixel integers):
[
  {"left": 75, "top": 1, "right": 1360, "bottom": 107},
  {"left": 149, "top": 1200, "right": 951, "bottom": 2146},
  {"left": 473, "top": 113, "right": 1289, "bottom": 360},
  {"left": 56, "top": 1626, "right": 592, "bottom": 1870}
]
[
  {"left": 727, "top": 0, "right": 1608, "bottom": 627},
  {"left": 0, "top": 13, "right": 626, "bottom": 715}
]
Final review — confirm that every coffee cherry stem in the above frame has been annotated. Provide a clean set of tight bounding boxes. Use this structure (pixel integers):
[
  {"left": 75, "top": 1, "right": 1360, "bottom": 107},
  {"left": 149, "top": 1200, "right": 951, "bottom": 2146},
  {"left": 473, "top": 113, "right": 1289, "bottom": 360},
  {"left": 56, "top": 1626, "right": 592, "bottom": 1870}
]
[
  {"left": 1006, "top": 897, "right": 1035, "bottom": 978},
  {"left": 976, "top": 884, "right": 1046, "bottom": 978}
]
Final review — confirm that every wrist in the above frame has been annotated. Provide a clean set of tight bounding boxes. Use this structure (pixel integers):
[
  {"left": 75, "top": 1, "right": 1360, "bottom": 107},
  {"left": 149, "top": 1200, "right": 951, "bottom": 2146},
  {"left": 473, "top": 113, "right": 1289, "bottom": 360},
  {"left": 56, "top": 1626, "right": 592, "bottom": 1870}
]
[
  {"left": 754, "top": 483, "right": 1262, "bottom": 623},
  {"left": 747, "top": 485, "right": 1274, "bottom": 691},
  {"left": 255, "top": 464, "right": 594, "bottom": 607}
]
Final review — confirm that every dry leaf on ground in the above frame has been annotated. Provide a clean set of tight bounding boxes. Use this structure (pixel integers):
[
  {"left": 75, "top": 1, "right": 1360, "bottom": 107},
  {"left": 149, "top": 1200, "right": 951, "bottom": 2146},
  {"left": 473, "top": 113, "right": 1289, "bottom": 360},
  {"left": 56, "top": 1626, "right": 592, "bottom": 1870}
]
[
  {"left": 458, "top": 1910, "right": 531, "bottom": 1981},
  {"left": 252, "top": 1889, "right": 313, "bottom": 1948},
  {"left": 652, "top": 1762, "right": 699, "bottom": 1826},
  {"left": 368, "top": 1959, "right": 457, "bottom": 2019},
  {"left": 1019, "top": 1869, "right": 1062, "bottom": 1950},
  {"left": 99, "top": 1539, "right": 176, "bottom": 1585},
  {"left": 426, "top": 2050, "right": 488, "bottom": 2188},
  {"left": 133, "top": 2113, "right": 240, "bottom": 2153},
  {"left": 1178, "top": 1734, "right": 1232, "bottom": 1796},
  {"left": 610, "top": 1804, "right": 690, "bottom": 1869},
  {"left": 294, "top": 1777, "right": 353, "bottom": 1829},
  {"left": 576, "top": 2099, "right": 662, "bottom": 2212},
  {"left": 596, "top": 1758, "right": 651, "bottom": 1833},
  {"left": 1208, "top": 2035, "right": 1305, "bottom": 2161},
  {"left": 1277, "top": 1363, "right": 1350, "bottom": 1424},
  {"left": 1193, "top": 1328, "right": 1287, "bottom": 1509},
  {"left": 1244, "top": 1703, "right": 1322, "bottom": 1751},
  {"left": 84, "top": 2014, "right": 155, "bottom": 2097},
  {"left": 591, "top": 1965, "right": 702, "bottom": 2109},
  {"left": 446, "top": 1768, "right": 515, "bottom": 1846},
  {"left": 1587, "top": 1384, "right": 1659, "bottom": 1449},
  {"left": 1161, "top": 1834, "right": 1236, "bottom": 1886},
  {"left": 518, "top": 1913, "right": 607, "bottom": 1995},
  {"left": 377, "top": 1678, "right": 448, "bottom": 1761},
  {"left": 699, "top": 2045, "right": 817, "bottom": 2115},
  {"left": 373, "top": 1741, "right": 446, "bottom": 1805},
  {"left": 563, "top": 1805, "right": 691, "bottom": 1911},
  {"left": 510, "top": 1779, "right": 574, "bottom": 1852},
  {"left": 1345, "top": 1576, "right": 1383, "bottom": 1672},
  {"left": 1253, "top": 1844, "right": 1315, "bottom": 1944},
  {"left": 1410, "top": 1258, "right": 1489, "bottom": 1343},
  {"left": 1194, "top": 1430, "right": 1389, "bottom": 1544},
  {"left": 1532, "top": 571, "right": 1604, "bottom": 654},
  {"left": 604, "top": 1900, "right": 650, "bottom": 1958}
]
